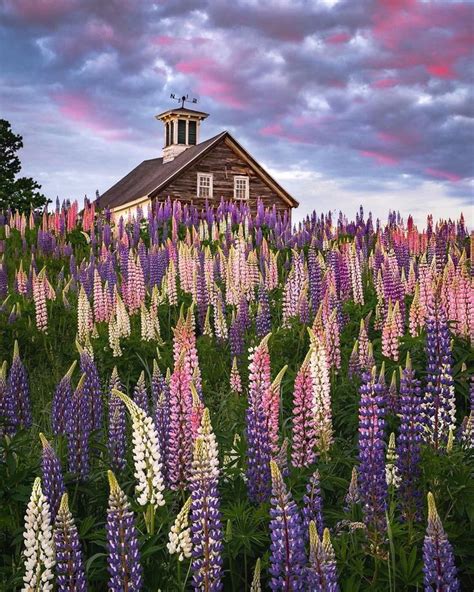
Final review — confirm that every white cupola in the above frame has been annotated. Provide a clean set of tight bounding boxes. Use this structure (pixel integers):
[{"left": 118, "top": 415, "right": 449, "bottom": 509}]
[{"left": 155, "top": 96, "right": 209, "bottom": 163}]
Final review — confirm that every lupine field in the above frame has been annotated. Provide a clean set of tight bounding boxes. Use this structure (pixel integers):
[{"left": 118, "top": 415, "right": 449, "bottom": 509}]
[{"left": 0, "top": 198, "right": 472, "bottom": 591}]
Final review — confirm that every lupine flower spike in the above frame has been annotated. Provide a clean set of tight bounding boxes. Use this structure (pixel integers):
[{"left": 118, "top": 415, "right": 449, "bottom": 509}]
[
  {"left": 51, "top": 360, "right": 76, "bottom": 435},
  {"left": 39, "top": 433, "right": 66, "bottom": 523},
  {"left": 307, "top": 521, "right": 339, "bottom": 592},
  {"left": 54, "top": 493, "right": 87, "bottom": 592},
  {"left": 22, "top": 477, "right": 55, "bottom": 592},
  {"left": 251, "top": 558, "right": 262, "bottom": 592},
  {"left": 422, "top": 492, "right": 459, "bottom": 591},
  {"left": 106, "top": 470, "right": 143, "bottom": 592},
  {"left": 167, "top": 496, "right": 192, "bottom": 561}
]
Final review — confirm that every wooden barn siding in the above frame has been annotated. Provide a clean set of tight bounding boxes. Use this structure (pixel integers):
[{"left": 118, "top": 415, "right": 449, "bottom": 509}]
[{"left": 153, "top": 140, "right": 291, "bottom": 214}]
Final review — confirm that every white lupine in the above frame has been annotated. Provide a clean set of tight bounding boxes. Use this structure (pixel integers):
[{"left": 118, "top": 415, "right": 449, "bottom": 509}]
[
  {"left": 22, "top": 478, "right": 55, "bottom": 592},
  {"left": 141, "top": 304, "right": 154, "bottom": 341},
  {"left": 108, "top": 315, "right": 122, "bottom": 357},
  {"left": 385, "top": 432, "right": 401, "bottom": 488},
  {"left": 309, "top": 329, "right": 333, "bottom": 455},
  {"left": 113, "top": 390, "right": 165, "bottom": 509},
  {"left": 167, "top": 497, "right": 192, "bottom": 561},
  {"left": 77, "top": 285, "right": 93, "bottom": 343},
  {"left": 196, "top": 408, "right": 220, "bottom": 480}
]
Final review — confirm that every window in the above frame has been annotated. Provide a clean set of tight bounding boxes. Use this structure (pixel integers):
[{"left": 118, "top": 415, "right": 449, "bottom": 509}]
[
  {"left": 197, "top": 173, "right": 213, "bottom": 198},
  {"left": 169, "top": 121, "right": 174, "bottom": 144},
  {"left": 178, "top": 119, "right": 186, "bottom": 144},
  {"left": 165, "top": 122, "right": 170, "bottom": 146},
  {"left": 188, "top": 121, "right": 197, "bottom": 145},
  {"left": 234, "top": 176, "right": 249, "bottom": 200}
]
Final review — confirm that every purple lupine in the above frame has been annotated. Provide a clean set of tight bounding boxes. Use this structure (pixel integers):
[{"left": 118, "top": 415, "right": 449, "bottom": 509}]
[
  {"left": 106, "top": 470, "right": 143, "bottom": 592},
  {"left": 302, "top": 470, "right": 324, "bottom": 540},
  {"left": 255, "top": 284, "right": 271, "bottom": 338},
  {"left": 358, "top": 368, "right": 388, "bottom": 539},
  {"left": 423, "top": 493, "right": 460, "bottom": 591},
  {"left": 152, "top": 361, "right": 169, "bottom": 484},
  {"left": 396, "top": 353, "right": 424, "bottom": 522},
  {"left": 306, "top": 523, "right": 340, "bottom": 592},
  {"left": 54, "top": 493, "right": 87, "bottom": 592},
  {"left": 245, "top": 338, "right": 272, "bottom": 504},
  {"left": 132, "top": 371, "right": 149, "bottom": 414},
  {"left": 269, "top": 460, "right": 306, "bottom": 591},
  {"left": 0, "top": 360, "right": 17, "bottom": 436},
  {"left": 424, "top": 296, "right": 456, "bottom": 450},
  {"left": 7, "top": 340, "right": 32, "bottom": 429},
  {"left": 66, "top": 375, "right": 91, "bottom": 481},
  {"left": 229, "top": 312, "right": 244, "bottom": 359},
  {"left": 79, "top": 349, "right": 103, "bottom": 432},
  {"left": 39, "top": 433, "right": 66, "bottom": 523},
  {"left": 51, "top": 361, "right": 76, "bottom": 436},
  {"left": 107, "top": 368, "right": 127, "bottom": 473},
  {"left": 190, "top": 419, "right": 223, "bottom": 591},
  {"left": 308, "top": 247, "right": 322, "bottom": 314}
]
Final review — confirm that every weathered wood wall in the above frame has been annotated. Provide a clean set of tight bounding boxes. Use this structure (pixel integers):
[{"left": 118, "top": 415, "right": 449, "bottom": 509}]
[{"left": 152, "top": 139, "right": 292, "bottom": 214}]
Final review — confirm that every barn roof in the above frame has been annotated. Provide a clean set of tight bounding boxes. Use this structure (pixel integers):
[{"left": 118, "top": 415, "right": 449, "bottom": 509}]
[{"left": 97, "top": 130, "right": 298, "bottom": 210}]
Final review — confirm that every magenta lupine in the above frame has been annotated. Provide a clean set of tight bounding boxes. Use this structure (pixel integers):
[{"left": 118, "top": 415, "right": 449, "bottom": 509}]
[
  {"left": 264, "top": 365, "right": 287, "bottom": 455},
  {"left": 269, "top": 460, "right": 306, "bottom": 591},
  {"left": 7, "top": 340, "right": 32, "bottom": 429},
  {"left": 424, "top": 295, "right": 456, "bottom": 450},
  {"left": 39, "top": 433, "right": 66, "bottom": 523},
  {"left": 423, "top": 493, "right": 460, "bottom": 591},
  {"left": 106, "top": 471, "right": 143, "bottom": 591},
  {"left": 66, "top": 375, "right": 91, "bottom": 481},
  {"left": 291, "top": 353, "right": 316, "bottom": 468},
  {"left": 54, "top": 494, "right": 87, "bottom": 592},
  {"left": 358, "top": 368, "right": 388, "bottom": 538},
  {"left": 302, "top": 470, "right": 324, "bottom": 539},
  {"left": 306, "top": 523, "right": 340, "bottom": 592},
  {"left": 246, "top": 335, "right": 272, "bottom": 503},
  {"left": 396, "top": 353, "right": 424, "bottom": 521},
  {"left": 189, "top": 409, "right": 223, "bottom": 591},
  {"left": 107, "top": 367, "right": 127, "bottom": 473},
  {"left": 51, "top": 361, "right": 76, "bottom": 436}
]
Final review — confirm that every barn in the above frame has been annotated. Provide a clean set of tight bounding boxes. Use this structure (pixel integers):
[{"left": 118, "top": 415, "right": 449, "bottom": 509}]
[{"left": 97, "top": 103, "right": 299, "bottom": 218}]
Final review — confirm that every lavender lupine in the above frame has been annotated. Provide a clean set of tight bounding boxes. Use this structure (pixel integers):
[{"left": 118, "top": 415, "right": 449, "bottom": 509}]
[
  {"left": 22, "top": 477, "right": 55, "bottom": 592},
  {"left": 268, "top": 460, "right": 306, "bottom": 591},
  {"left": 54, "top": 493, "right": 87, "bottom": 592},
  {"left": 306, "top": 522, "right": 339, "bottom": 592},
  {"left": 189, "top": 409, "right": 224, "bottom": 591},
  {"left": 106, "top": 470, "right": 143, "bottom": 592},
  {"left": 107, "top": 367, "right": 127, "bottom": 473},
  {"left": 152, "top": 360, "right": 170, "bottom": 481},
  {"left": 423, "top": 493, "right": 460, "bottom": 591},
  {"left": 246, "top": 335, "right": 272, "bottom": 503},
  {"left": 424, "top": 296, "right": 456, "bottom": 450},
  {"left": 133, "top": 371, "right": 149, "bottom": 413},
  {"left": 51, "top": 361, "right": 76, "bottom": 436},
  {"left": 79, "top": 347, "right": 103, "bottom": 432},
  {"left": 302, "top": 470, "right": 324, "bottom": 539},
  {"left": 66, "top": 375, "right": 91, "bottom": 481},
  {"left": 358, "top": 368, "right": 388, "bottom": 538},
  {"left": 255, "top": 284, "right": 271, "bottom": 338},
  {"left": 8, "top": 340, "right": 32, "bottom": 429},
  {"left": 39, "top": 433, "right": 66, "bottom": 523},
  {"left": 0, "top": 359, "right": 16, "bottom": 436},
  {"left": 396, "top": 353, "right": 424, "bottom": 521}
]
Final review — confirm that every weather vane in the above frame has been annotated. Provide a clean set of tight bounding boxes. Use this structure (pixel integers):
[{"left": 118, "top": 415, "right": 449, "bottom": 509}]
[{"left": 170, "top": 93, "right": 198, "bottom": 109}]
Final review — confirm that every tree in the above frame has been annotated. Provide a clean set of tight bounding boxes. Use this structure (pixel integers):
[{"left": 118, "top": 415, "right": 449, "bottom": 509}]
[{"left": 0, "top": 119, "right": 51, "bottom": 213}]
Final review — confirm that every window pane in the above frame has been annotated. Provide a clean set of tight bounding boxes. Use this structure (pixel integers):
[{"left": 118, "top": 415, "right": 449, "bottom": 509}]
[
  {"left": 198, "top": 174, "right": 212, "bottom": 198},
  {"left": 169, "top": 121, "right": 174, "bottom": 144},
  {"left": 188, "top": 121, "right": 197, "bottom": 145},
  {"left": 165, "top": 123, "right": 169, "bottom": 146},
  {"left": 178, "top": 120, "right": 186, "bottom": 144}
]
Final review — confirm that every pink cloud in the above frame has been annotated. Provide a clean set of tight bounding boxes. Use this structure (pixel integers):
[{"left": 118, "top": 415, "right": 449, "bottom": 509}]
[
  {"left": 360, "top": 150, "right": 399, "bottom": 166},
  {"left": 425, "top": 168, "right": 461, "bottom": 182},
  {"left": 3, "top": 0, "right": 76, "bottom": 23},
  {"left": 372, "top": 78, "right": 399, "bottom": 89},
  {"left": 326, "top": 32, "right": 351, "bottom": 44},
  {"left": 260, "top": 122, "right": 309, "bottom": 144},
  {"left": 50, "top": 91, "right": 130, "bottom": 141},
  {"left": 426, "top": 63, "right": 455, "bottom": 79}
]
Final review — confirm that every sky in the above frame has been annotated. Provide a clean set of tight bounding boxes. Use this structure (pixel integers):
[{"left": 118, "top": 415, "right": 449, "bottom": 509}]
[{"left": 0, "top": 0, "right": 473, "bottom": 226}]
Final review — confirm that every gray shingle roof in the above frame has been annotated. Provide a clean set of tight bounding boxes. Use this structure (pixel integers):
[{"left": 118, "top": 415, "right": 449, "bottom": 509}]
[{"left": 97, "top": 131, "right": 227, "bottom": 210}]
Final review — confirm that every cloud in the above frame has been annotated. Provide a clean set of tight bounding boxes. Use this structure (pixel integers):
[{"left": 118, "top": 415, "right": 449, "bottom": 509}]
[{"left": 0, "top": 0, "right": 472, "bottom": 215}]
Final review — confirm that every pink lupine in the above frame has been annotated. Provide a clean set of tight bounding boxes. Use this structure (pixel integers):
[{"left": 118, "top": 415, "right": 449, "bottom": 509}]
[
  {"left": 358, "top": 319, "right": 371, "bottom": 371},
  {"left": 32, "top": 269, "right": 48, "bottom": 333},
  {"left": 382, "top": 300, "right": 400, "bottom": 361},
  {"left": 263, "top": 365, "right": 287, "bottom": 455},
  {"left": 16, "top": 261, "right": 28, "bottom": 295},
  {"left": 230, "top": 357, "right": 242, "bottom": 394},
  {"left": 189, "top": 383, "right": 204, "bottom": 440},
  {"left": 291, "top": 352, "right": 316, "bottom": 468},
  {"left": 325, "top": 310, "right": 341, "bottom": 371}
]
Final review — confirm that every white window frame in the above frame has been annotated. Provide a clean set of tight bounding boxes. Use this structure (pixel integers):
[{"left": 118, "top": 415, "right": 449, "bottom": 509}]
[
  {"left": 197, "top": 173, "right": 213, "bottom": 198},
  {"left": 234, "top": 175, "right": 249, "bottom": 200}
]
